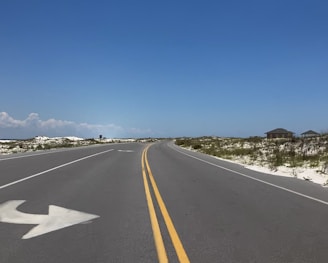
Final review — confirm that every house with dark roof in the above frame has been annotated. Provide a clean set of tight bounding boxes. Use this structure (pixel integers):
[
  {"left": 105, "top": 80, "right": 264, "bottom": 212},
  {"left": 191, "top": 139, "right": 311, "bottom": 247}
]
[
  {"left": 265, "top": 128, "right": 294, "bottom": 139},
  {"left": 301, "top": 130, "right": 320, "bottom": 137}
]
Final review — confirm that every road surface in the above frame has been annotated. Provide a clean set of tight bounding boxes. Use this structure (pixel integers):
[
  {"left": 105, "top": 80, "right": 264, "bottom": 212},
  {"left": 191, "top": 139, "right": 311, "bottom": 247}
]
[{"left": 1, "top": 141, "right": 328, "bottom": 262}]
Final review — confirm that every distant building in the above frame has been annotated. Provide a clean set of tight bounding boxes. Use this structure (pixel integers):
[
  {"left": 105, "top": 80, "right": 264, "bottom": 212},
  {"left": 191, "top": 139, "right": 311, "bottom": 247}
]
[
  {"left": 265, "top": 128, "right": 294, "bottom": 139},
  {"left": 301, "top": 130, "right": 320, "bottom": 137}
]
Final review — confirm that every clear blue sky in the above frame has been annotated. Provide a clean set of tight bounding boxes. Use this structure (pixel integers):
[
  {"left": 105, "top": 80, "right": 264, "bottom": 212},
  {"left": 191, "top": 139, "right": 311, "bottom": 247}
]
[{"left": 1, "top": 0, "right": 327, "bottom": 138}]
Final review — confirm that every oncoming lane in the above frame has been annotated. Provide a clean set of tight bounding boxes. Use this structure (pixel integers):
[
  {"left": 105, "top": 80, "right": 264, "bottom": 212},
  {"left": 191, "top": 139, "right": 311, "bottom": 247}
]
[
  {"left": 0, "top": 142, "right": 158, "bottom": 263},
  {"left": 0, "top": 144, "right": 122, "bottom": 188}
]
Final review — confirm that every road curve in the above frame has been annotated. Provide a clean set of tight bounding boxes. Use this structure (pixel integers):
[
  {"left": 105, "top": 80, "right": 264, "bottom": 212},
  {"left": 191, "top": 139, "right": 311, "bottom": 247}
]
[{"left": 1, "top": 141, "right": 328, "bottom": 262}]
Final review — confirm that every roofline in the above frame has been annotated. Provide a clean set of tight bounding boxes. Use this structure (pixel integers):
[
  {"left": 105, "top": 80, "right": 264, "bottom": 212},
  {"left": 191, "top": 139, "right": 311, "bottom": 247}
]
[{"left": 265, "top": 130, "right": 294, "bottom": 134}]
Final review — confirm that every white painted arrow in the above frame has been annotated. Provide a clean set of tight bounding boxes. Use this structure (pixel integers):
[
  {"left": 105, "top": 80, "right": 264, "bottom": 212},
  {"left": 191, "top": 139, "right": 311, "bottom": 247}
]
[{"left": 0, "top": 200, "right": 99, "bottom": 239}]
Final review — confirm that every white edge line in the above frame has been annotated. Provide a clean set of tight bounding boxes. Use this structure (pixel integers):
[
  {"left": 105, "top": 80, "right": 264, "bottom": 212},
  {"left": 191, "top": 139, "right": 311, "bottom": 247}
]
[
  {"left": 0, "top": 149, "right": 114, "bottom": 190},
  {"left": 0, "top": 143, "right": 114, "bottom": 161},
  {"left": 0, "top": 149, "right": 70, "bottom": 161},
  {"left": 169, "top": 144, "right": 328, "bottom": 206}
]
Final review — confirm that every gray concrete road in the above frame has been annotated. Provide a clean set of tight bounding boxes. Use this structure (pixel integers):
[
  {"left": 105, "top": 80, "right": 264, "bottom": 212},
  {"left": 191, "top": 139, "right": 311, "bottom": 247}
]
[{"left": 1, "top": 141, "right": 328, "bottom": 262}]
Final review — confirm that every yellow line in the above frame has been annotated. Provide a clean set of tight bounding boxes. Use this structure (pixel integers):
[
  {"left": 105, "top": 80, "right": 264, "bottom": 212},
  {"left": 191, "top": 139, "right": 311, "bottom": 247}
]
[
  {"left": 141, "top": 147, "right": 168, "bottom": 263},
  {"left": 145, "top": 146, "right": 190, "bottom": 263}
]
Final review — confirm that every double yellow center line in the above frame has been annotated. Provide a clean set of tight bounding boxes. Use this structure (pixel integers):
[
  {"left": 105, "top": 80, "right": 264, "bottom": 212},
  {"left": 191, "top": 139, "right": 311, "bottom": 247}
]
[{"left": 141, "top": 145, "right": 190, "bottom": 263}]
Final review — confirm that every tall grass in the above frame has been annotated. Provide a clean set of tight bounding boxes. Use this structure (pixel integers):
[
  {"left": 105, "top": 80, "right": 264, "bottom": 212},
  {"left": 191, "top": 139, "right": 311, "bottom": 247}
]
[{"left": 175, "top": 135, "right": 328, "bottom": 173}]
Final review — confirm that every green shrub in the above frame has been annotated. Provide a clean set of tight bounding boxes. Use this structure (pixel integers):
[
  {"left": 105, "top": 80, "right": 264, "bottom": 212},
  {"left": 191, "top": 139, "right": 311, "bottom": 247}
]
[
  {"left": 36, "top": 144, "right": 43, "bottom": 150},
  {"left": 193, "top": 144, "right": 202, "bottom": 150},
  {"left": 175, "top": 139, "right": 185, "bottom": 146}
]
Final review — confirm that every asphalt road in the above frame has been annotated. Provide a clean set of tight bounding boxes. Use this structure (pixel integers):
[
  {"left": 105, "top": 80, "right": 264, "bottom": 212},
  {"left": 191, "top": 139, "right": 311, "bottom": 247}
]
[{"left": 1, "top": 141, "right": 328, "bottom": 262}]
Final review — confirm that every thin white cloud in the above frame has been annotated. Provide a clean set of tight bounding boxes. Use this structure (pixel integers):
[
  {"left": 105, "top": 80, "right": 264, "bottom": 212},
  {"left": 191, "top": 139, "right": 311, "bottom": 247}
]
[
  {"left": 0, "top": 112, "right": 26, "bottom": 128},
  {"left": 0, "top": 112, "right": 151, "bottom": 138}
]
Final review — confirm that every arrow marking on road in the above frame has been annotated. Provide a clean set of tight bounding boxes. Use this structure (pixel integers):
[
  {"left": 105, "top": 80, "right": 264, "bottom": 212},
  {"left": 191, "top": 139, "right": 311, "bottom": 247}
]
[{"left": 0, "top": 200, "right": 99, "bottom": 239}]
